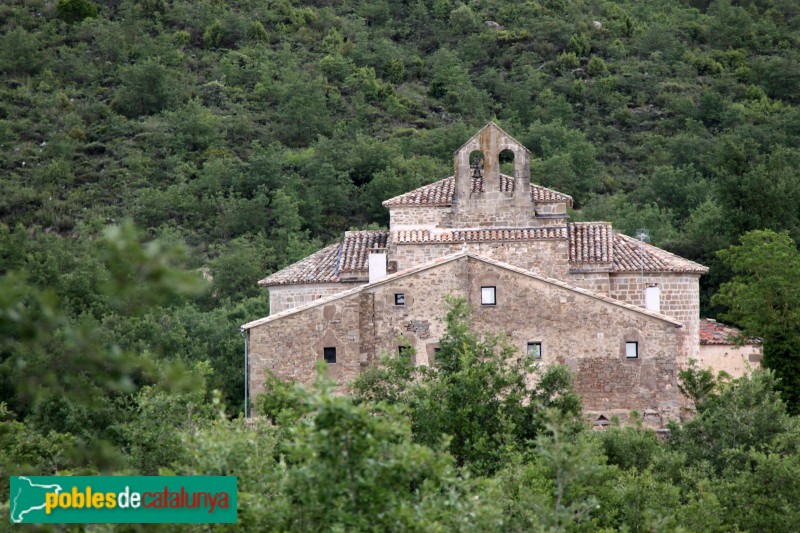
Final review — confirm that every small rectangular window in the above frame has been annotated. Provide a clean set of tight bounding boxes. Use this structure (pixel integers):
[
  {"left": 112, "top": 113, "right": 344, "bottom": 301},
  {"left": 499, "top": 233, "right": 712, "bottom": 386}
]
[
  {"left": 323, "top": 346, "right": 337, "bottom": 364},
  {"left": 481, "top": 286, "right": 496, "bottom": 306},
  {"left": 395, "top": 293, "right": 405, "bottom": 306},
  {"left": 625, "top": 342, "right": 638, "bottom": 359},
  {"left": 527, "top": 342, "right": 542, "bottom": 359}
]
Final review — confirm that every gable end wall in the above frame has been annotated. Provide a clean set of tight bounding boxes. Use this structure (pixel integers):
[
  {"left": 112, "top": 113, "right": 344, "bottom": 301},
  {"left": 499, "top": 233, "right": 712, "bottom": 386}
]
[{"left": 248, "top": 257, "right": 687, "bottom": 422}]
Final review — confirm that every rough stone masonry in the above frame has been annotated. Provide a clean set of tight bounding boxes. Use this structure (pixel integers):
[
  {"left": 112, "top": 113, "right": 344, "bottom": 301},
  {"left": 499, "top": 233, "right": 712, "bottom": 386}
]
[{"left": 244, "top": 123, "right": 708, "bottom": 427}]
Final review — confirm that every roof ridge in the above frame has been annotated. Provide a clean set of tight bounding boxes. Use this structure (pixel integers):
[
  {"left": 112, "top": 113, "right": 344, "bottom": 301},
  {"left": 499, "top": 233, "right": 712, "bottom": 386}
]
[
  {"left": 614, "top": 233, "right": 708, "bottom": 273},
  {"left": 393, "top": 226, "right": 568, "bottom": 244},
  {"left": 243, "top": 251, "right": 469, "bottom": 329},
  {"left": 244, "top": 250, "right": 684, "bottom": 330},
  {"left": 465, "top": 253, "right": 683, "bottom": 327},
  {"left": 258, "top": 242, "right": 342, "bottom": 287},
  {"left": 455, "top": 122, "right": 532, "bottom": 154},
  {"left": 344, "top": 229, "right": 388, "bottom": 235},
  {"left": 382, "top": 175, "right": 574, "bottom": 208},
  {"left": 334, "top": 241, "right": 343, "bottom": 278}
]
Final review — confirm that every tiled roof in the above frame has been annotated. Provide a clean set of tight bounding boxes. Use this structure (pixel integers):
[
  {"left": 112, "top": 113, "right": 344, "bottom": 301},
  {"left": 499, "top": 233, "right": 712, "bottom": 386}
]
[
  {"left": 243, "top": 251, "right": 684, "bottom": 330},
  {"left": 700, "top": 318, "right": 759, "bottom": 345},
  {"left": 258, "top": 230, "right": 390, "bottom": 286},
  {"left": 259, "top": 223, "right": 708, "bottom": 286},
  {"left": 393, "top": 227, "right": 567, "bottom": 244},
  {"left": 382, "top": 176, "right": 574, "bottom": 207},
  {"left": 569, "top": 222, "right": 613, "bottom": 264},
  {"left": 339, "top": 230, "right": 390, "bottom": 273},
  {"left": 613, "top": 233, "right": 708, "bottom": 274},
  {"left": 533, "top": 184, "right": 573, "bottom": 204},
  {"left": 258, "top": 243, "right": 341, "bottom": 286}
]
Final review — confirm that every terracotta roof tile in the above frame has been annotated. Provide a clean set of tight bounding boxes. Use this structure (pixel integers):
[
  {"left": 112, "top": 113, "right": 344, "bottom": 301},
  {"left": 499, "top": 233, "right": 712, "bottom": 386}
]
[
  {"left": 393, "top": 227, "right": 567, "bottom": 244},
  {"left": 259, "top": 225, "right": 708, "bottom": 287},
  {"left": 700, "top": 318, "right": 759, "bottom": 345},
  {"left": 339, "top": 230, "right": 390, "bottom": 273},
  {"left": 568, "top": 222, "right": 613, "bottom": 264},
  {"left": 258, "top": 230, "right": 390, "bottom": 286},
  {"left": 382, "top": 176, "right": 574, "bottom": 207},
  {"left": 258, "top": 243, "right": 341, "bottom": 286},
  {"left": 532, "top": 183, "right": 574, "bottom": 204},
  {"left": 244, "top": 251, "right": 684, "bottom": 330},
  {"left": 612, "top": 233, "right": 708, "bottom": 274},
  {"left": 384, "top": 177, "right": 455, "bottom": 206}
]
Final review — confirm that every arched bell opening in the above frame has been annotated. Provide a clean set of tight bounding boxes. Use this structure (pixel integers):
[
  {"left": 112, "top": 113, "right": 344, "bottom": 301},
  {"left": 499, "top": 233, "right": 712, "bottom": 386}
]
[
  {"left": 469, "top": 150, "right": 485, "bottom": 191},
  {"left": 499, "top": 148, "right": 516, "bottom": 180}
]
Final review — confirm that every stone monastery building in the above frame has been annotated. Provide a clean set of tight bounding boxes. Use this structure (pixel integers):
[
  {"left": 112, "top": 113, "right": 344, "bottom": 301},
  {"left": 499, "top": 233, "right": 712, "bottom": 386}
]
[{"left": 242, "top": 123, "right": 708, "bottom": 423}]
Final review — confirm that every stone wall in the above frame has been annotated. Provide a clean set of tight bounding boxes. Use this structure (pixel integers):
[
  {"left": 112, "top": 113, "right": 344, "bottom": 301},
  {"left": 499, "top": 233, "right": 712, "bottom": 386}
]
[
  {"left": 699, "top": 344, "right": 761, "bottom": 378},
  {"left": 609, "top": 272, "right": 701, "bottom": 362},
  {"left": 388, "top": 203, "right": 566, "bottom": 230},
  {"left": 248, "top": 292, "right": 364, "bottom": 396},
  {"left": 465, "top": 260, "right": 684, "bottom": 419},
  {"left": 567, "top": 271, "right": 611, "bottom": 295},
  {"left": 268, "top": 282, "right": 361, "bottom": 315},
  {"left": 248, "top": 256, "right": 687, "bottom": 423},
  {"left": 365, "top": 259, "right": 465, "bottom": 366},
  {"left": 450, "top": 192, "right": 538, "bottom": 228},
  {"left": 389, "top": 206, "right": 446, "bottom": 230},
  {"left": 535, "top": 202, "right": 568, "bottom": 216},
  {"left": 392, "top": 239, "right": 570, "bottom": 279}
]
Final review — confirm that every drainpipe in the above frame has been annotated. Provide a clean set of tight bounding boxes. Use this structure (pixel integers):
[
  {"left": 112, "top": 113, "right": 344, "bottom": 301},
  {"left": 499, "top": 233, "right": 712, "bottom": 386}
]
[{"left": 240, "top": 327, "right": 249, "bottom": 418}]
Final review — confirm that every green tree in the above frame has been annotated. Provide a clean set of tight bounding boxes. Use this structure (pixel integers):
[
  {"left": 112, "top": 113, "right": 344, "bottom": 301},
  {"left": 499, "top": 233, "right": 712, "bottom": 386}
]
[
  {"left": 353, "top": 296, "right": 581, "bottom": 475},
  {"left": 56, "top": 0, "right": 98, "bottom": 24},
  {"left": 258, "top": 366, "right": 484, "bottom": 531},
  {"left": 0, "top": 29, "right": 43, "bottom": 75},
  {"left": 669, "top": 370, "right": 800, "bottom": 471},
  {"left": 449, "top": 4, "right": 477, "bottom": 35},
  {"left": 113, "top": 60, "right": 180, "bottom": 118},
  {"left": 715, "top": 147, "right": 800, "bottom": 239},
  {"left": 167, "top": 99, "right": 224, "bottom": 152},
  {"left": 587, "top": 56, "right": 608, "bottom": 77},
  {"left": 207, "top": 236, "right": 269, "bottom": 302},
  {"left": 0, "top": 222, "right": 208, "bottom": 476},
  {"left": 567, "top": 33, "right": 591, "bottom": 57},
  {"left": 486, "top": 411, "right": 608, "bottom": 531},
  {"left": 677, "top": 358, "right": 729, "bottom": 408},
  {"left": 713, "top": 230, "right": 800, "bottom": 411}
]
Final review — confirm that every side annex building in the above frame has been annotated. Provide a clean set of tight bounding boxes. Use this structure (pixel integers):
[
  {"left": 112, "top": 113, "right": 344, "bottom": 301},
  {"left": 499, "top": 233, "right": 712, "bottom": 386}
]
[{"left": 242, "top": 123, "right": 708, "bottom": 425}]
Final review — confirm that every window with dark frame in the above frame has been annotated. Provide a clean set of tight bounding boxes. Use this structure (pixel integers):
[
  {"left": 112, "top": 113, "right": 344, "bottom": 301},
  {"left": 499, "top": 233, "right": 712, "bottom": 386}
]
[
  {"left": 395, "top": 293, "right": 405, "bottom": 306},
  {"left": 625, "top": 341, "right": 638, "bottom": 359},
  {"left": 481, "top": 286, "right": 496, "bottom": 306},
  {"left": 399, "top": 345, "right": 413, "bottom": 357},
  {"left": 527, "top": 342, "right": 542, "bottom": 359},
  {"left": 323, "top": 346, "right": 337, "bottom": 364}
]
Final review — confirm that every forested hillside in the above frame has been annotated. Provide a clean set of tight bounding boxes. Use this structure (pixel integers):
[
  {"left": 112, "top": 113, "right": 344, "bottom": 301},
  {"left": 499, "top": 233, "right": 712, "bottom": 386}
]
[
  {"left": 2, "top": 0, "right": 800, "bottom": 528},
  {"left": 3, "top": 0, "right": 800, "bottom": 302}
]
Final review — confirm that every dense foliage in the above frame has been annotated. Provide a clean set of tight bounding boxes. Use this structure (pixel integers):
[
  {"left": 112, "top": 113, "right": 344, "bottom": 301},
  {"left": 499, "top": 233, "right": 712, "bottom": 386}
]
[
  {"left": 2, "top": 0, "right": 800, "bottom": 407},
  {"left": 350, "top": 296, "right": 582, "bottom": 475},
  {"left": 3, "top": 0, "right": 800, "bottom": 308},
  {"left": 713, "top": 229, "right": 800, "bottom": 412},
  {"left": 4, "top": 283, "right": 799, "bottom": 531},
  {"left": 2, "top": 0, "right": 800, "bottom": 528}
]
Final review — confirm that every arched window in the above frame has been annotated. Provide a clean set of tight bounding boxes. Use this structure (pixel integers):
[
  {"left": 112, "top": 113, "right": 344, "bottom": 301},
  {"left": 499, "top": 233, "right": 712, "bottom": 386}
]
[
  {"left": 499, "top": 148, "right": 515, "bottom": 177},
  {"left": 469, "top": 150, "right": 484, "bottom": 180}
]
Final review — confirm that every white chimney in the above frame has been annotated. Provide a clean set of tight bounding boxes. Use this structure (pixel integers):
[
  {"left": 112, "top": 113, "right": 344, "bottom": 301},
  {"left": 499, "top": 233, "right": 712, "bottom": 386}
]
[
  {"left": 645, "top": 285, "right": 660, "bottom": 313},
  {"left": 368, "top": 251, "right": 387, "bottom": 283}
]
